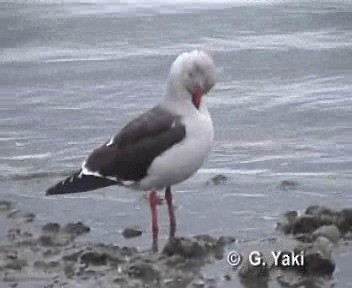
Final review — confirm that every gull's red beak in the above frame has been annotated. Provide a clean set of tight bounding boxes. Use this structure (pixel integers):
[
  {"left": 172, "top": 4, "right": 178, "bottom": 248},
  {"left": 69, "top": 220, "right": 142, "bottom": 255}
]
[{"left": 192, "top": 87, "right": 204, "bottom": 109}]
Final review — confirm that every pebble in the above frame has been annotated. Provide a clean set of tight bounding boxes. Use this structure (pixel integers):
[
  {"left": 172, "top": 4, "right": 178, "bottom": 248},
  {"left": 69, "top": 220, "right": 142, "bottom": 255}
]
[
  {"left": 291, "top": 215, "right": 324, "bottom": 234},
  {"left": 314, "top": 236, "right": 335, "bottom": 259},
  {"left": 63, "top": 222, "right": 90, "bottom": 236},
  {"left": 6, "top": 251, "right": 18, "bottom": 260},
  {"left": 238, "top": 250, "right": 270, "bottom": 280},
  {"left": 207, "top": 174, "right": 227, "bottom": 185},
  {"left": 312, "top": 225, "right": 341, "bottom": 244},
  {"left": 80, "top": 251, "right": 108, "bottom": 266},
  {"left": 304, "top": 249, "right": 335, "bottom": 276},
  {"left": 0, "top": 200, "right": 12, "bottom": 212},
  {"left": 192, "top": 278, "right": 205, "bottom": 287},
  {"left": 128, "top": 261, "right": 160, "bottom": 282},
  {"left": 42, "top": 223, "right": 61, "bottom": 233},
  {"left": 122, "top": 226, "right": 143, "bottom": 239},
  {"left": 278, "top": 180, "right": 299, "bottom": 191},
  {"left": 163, "top": 237, "right": 207, "bottom": 258}
]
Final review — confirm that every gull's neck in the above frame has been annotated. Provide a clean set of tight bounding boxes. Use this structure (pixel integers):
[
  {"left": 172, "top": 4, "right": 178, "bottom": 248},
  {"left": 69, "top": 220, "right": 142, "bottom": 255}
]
[
  {"left": 162, "top": 78, "right": 192, "bottom": 114},
  {"left": 161, "top": 79, "right": 210, "bottom": 118}
]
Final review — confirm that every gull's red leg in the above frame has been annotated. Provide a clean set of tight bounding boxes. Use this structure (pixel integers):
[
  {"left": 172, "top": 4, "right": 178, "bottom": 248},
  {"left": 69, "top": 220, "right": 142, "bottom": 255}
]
[
  {"left": 165, "top": 186, "right": 176, "bottom": 238},
  {"left": 149, "top": 190, "right": 159, "bottom": 250}
]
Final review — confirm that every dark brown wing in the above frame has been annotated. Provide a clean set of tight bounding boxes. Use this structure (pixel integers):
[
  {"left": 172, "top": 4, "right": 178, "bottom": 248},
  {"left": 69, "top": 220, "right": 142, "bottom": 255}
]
[{"left": 85, "top": 105, "right": 186, "bottom": 181}]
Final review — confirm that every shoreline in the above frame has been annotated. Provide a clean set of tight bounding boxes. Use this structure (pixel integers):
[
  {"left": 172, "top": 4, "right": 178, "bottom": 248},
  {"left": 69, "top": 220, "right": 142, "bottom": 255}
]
[{"left": 1, "top": 199, "right": 351, "bottom": 287}]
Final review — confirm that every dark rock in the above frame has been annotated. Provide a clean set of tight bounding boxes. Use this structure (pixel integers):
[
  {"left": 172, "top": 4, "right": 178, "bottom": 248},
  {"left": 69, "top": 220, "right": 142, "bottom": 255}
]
[
  {"left": 34, "top": 260, "right": 60, "bottom": 271},
  {"left": 292, "top": 215, "right": 326, "bottom": 235},
  {"left": 240, "top": 278, "right": 270, "bottom": 288},
  {"left": 192, "top": 278, "right": 205, "bottom": 287},
  {"left": 305, "top": 205, "right": 336, "bottom": 218},
  {"left": 162, "top": 235, "right": 233, "bottom": 263},
  {"left": 207, "top": 174, "right": 227, "bottom": 185},
  {"left": 338, "top": 208, "right": 352, "bottom": 233},
  {"left": 206, "top": 279, "right": 217, "bottom": 288},
  {"left": 113, "top": 275, "right": 128, "bottom": 284},
  {"left": 304, "top": 251, "right": 335, "bottom": 276},
  {"left": 195, "top": 234, "right": 223, "bottom": 258},
  {"left": 259, "top": 237, "right": 278, "bottom": 245},
  {"left": 278, "top": 180, "right": 299, "bottom": 191},
  {"left": 276, "top": 222, "right": 291, "bottom": 234},
  {"left": 294, "top": 233, "right": 313, "bottom": 243},
  {"left": 43, "top": 248, "right": 60, "bottom": 257},
  {"left": 163, "top": 254, "right": 185, "bottom": 266},
  {"left": 23, "top": 213, "right": 35, "bottom": 223},
  {"left": 277, "top": 211, "right": 299, "bottom": 234},
  {"left": 312, "top": 225, "right": 341, "bottom": 244},
  {"left": 194, "top": 234, "right": 217, "bottom": 243},
  {"left": 238, "top": 252, "right": 270, "bottom": 280},
  {"left": 7, "top": 209, "right": 21, "bottom": 219},
  {"left": 22, "top": 232, "right": 33, "bottom": 238},
  {"left": 290, "top": 241, "right": 335, "bottom": 277},
  {"left": 80, "top": 251, "right": 108, "bottom": 266},
  {"left": 276, "top": 275, "right": 326, "bottom": 288},
  {"left": 122, "top": 226, "right": 143, "bottom": 239},
  {"left": 6, "top": 251, "right": 18, "bottom": 260},
  {"left": 5, "top": 259, "right": 27, "bottom": 271},
  {"left": 340, "top": 208, "right": 352, "bottom": 224},
  {"left": 281, "top": 206, "right": 352, "bottom": 238},
  {"left": 38, "top": 234, "right": 71, "bottom": 247},
  {"left": 7, "top": 210, "right": 35, "bottom": 222},
  {"left": 163, "top": 237, "right": 207, "bottom": 258},
  {"left": 64, "top": 263, "right": 75, "bottom": 278},
  {"left": 214, "top": 236, "right": 236, "bottom": 259},
  {"left": 63, "top": 250, "right": 83, "bottom": 262},
  {"left": 128, "top": 260, "right": 160, "bottom": 282},
  {"left": 217, "top": 236, "right": 236, "bottom": 245},
  {"left": 7, "top": 228, "right": 21, "bottom": 241},
  {"left": 93, "top": 244, "right": 125, "bottom": 265},
  {"left": 63, "top": 222, "right": 90, "bottom": 236},
  {"left": 42, "top": 223, "right": 61, "bottom": 233},
  {"left": 314, "top": 236, "right": 334, "bottom": 259},
  {"left": 39, "top": 235, "right": 54, "bottom": 247},
  {"left": 0, "top": 201, "right": 11, "bottom": 212},
  {"left": 284, "top": 211, "right": 298, "bottom": 224},
  {"left": 120, "top": 246, "right": 138, "bottom": 257}
]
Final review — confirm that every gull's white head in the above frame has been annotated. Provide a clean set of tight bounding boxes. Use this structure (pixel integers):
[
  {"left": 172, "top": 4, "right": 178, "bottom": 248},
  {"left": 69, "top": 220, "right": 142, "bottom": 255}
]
[{"left": 167, "top": 50, "right": 216, "bottom": 109}]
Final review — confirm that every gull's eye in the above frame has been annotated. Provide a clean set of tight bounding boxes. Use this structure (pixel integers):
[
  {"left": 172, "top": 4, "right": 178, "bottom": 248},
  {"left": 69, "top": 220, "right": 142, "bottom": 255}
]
[{"left": 188, "top": 71, "right": 193, "bottom": 78}]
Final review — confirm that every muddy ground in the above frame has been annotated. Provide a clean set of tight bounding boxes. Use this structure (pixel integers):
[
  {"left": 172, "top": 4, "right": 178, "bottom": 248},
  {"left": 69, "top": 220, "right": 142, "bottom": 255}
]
[{"left": 1, "top": 197, "right": 352, "bottom": 288}]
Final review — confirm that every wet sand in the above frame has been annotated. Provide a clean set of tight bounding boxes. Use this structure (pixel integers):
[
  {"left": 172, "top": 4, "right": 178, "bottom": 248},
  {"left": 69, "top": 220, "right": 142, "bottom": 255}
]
[{"left": 1, "top": 194, "right": 352, "bottom": 288}]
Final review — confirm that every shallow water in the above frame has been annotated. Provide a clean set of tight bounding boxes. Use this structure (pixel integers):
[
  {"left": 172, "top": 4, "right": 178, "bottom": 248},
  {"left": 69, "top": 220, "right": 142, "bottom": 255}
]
[{"left": 1, "top": 0, "right": 352, "bottom": 286}]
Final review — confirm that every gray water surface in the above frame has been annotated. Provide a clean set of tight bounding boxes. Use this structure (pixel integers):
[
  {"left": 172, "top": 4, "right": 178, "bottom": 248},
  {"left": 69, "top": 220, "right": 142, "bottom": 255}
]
[{"left": 1, "top": 0, "right": 352, "bottom": 286}]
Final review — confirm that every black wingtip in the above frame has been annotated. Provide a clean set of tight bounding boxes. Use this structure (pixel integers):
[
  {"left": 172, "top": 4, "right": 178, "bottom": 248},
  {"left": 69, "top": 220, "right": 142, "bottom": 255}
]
[
  {"left": 45, "top": 180, "right": 75, "bottom": 196},
  {"left": 46, "top": 186, "right": 59, "bottom": 196},
  {"left": 45, "top": 170, "right": 118, "bottom": 196}
]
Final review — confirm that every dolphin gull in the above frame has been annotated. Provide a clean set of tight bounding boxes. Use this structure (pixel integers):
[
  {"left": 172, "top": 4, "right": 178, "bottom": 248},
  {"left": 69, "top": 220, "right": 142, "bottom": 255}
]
[{"left": 46, "top": 49, "right": 216, "bottom": 247}]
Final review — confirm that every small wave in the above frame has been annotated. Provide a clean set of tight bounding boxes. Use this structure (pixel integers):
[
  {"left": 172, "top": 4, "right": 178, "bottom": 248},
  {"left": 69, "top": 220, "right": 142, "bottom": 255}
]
[
  {"left": 45, "top": 56, "right": 112, "bottom": 63},
  {"left": 2, "top": 171, "right": 73, "bottom": 181},
  {"left": 201, "top": 30, "right": 352, "bottom": 52},
  {"left": 296, "top": 191, "right": 328, "bottom": 198},
  {"left": 199, "top": 168, "right": 269, "bottom": 175},
  {"left": 6, "top": 0, "right": 282, "bottom": 16},
  {"left": 273, "top": 172, "right": 338, "bottom": 177},
  {"left": 222, "top": 192, "right": 266, "bottom": 198},
  {"left": 4, "top": 153, "right": 52, "bottom": 161}
]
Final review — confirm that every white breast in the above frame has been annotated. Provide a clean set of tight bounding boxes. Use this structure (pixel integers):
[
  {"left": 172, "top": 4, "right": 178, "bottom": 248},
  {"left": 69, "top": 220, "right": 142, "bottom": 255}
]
[{"left": 138, "top": 101, "right": 214, "bottom": 191}]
